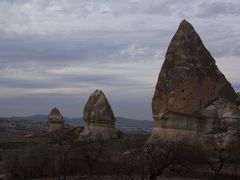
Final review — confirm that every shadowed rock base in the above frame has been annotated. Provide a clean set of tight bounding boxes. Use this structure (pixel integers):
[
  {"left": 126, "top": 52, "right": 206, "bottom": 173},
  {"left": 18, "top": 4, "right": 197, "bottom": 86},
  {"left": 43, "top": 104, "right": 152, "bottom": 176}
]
[
  {"left": 149, "top": 113, "right": 211, "bottom": 142},
  {"left": 149, "top": 100, "right": 240, "bottom": 143},
  {"left": 79, "top": 123, "right": 117, "bottom": 141},
  {"left": 48, "top": 123, "right": 64, "bottom": 133}
]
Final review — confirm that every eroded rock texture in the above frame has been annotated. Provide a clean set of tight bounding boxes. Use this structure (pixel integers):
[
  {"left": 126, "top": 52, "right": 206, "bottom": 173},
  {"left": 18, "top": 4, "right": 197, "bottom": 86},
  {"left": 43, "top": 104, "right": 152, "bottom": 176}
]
[
  {"left": 83, "top": 89, "right": 116, "bottom": 125},
  {"left": 237, "top": 92, "right": 240, "bottom": 106},
  {"left": 48, "top": 107, "right": 64, "bottom": 133},
  {"left": 150, "top": 20, "right": 239, "bottom": 142},
  {"left": 152, "top": 20, "right": 236, "bottom": 117},
  {"left": 79, "top": 89, "right": 116, "bottom": 140}
]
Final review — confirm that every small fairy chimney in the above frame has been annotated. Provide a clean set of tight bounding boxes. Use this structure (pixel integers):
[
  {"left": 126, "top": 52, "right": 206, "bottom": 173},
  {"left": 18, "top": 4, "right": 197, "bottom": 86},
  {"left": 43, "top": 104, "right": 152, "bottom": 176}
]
[{"left": 48, "top": 107, "right": 64, "bottom": 133}]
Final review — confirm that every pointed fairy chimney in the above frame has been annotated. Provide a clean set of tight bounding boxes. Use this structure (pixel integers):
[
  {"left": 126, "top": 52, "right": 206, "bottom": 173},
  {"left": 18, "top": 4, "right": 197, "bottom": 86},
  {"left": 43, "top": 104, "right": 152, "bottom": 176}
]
[
  {"left": 48, "top": 107, "right": 64, "bottom": 133},
  {"left": 150, "top": 20, "right": 237, "bottom": 141},
  {"left": 152, "top": 20, "right": 236, "bottom": 117},
  {"left": 79, "top": 89, "right": 117, "bottom": 140}
]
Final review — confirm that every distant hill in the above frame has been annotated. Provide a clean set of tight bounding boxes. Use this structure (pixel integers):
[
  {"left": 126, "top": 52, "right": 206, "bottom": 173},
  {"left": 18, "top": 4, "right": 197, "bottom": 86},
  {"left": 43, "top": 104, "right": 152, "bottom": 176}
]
[
  {"left": 115, "top": 117, "right": 152, "bottom": 128},
  {"left": 8, "top": 114, "right": 49, "bottom": 122},
  {"left": 0, "top": 115, "right": 153, "bottom": 129}
]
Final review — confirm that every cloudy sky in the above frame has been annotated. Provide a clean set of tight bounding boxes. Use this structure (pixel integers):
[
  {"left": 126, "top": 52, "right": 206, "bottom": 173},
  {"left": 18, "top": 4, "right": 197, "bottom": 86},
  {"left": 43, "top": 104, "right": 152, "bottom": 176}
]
[{"left": 0, "top": 0, "right": 240, "bottom": 120}]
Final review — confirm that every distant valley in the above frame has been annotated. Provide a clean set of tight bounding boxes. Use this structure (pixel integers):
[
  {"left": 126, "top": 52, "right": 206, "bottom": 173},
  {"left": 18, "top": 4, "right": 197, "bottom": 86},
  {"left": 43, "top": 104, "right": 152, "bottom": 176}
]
[{"left": 0, "top": 115, "right": 153, "bottom": 136}]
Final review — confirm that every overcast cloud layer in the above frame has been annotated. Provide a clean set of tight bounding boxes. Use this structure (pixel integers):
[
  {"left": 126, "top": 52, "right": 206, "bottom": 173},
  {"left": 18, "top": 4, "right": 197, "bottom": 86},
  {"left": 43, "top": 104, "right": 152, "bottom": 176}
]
[{"left": 0, "top": 0, "right": 240, "bottom": 119}]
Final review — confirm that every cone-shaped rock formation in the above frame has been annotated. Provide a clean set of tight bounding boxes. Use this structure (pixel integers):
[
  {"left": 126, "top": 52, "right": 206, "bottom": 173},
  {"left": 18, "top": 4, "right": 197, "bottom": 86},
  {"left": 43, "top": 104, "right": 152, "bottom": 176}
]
[
  {"left": 79, "top": 89, "right": 116, "bottom": 140},
  {"left": 150, "top": 20, "right": 239, "bottom": 141},
  {"left": 152, "top": 20, "right": 236, "bottom": 117},
  {"left": 48, "top": 107, "right": 64, "bottom": 133},
  {"left": 83, "top": 89, "right": 116, "bottom": 124}
]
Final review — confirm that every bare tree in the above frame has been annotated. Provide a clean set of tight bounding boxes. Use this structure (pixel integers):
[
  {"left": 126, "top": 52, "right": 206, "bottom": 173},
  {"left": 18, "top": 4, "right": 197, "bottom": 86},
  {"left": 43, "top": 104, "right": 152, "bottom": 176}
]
[
  {"left": 121, "top": 134, "right": 148, "bottom": 180},
  {"left": 77, "top": 138, "right": 104, "bottom": 177},
  {"left": 143, "top": 140, "right": 190, "bottom": 180},
  {"left": 204, "top": 133, "right": 232, "bottom": 179},
  {"left": 201, "top": 115, "right": 240, "bottom": 180},
  {"left": 50, "top": 128, "right": 74, "bottom": 180}
]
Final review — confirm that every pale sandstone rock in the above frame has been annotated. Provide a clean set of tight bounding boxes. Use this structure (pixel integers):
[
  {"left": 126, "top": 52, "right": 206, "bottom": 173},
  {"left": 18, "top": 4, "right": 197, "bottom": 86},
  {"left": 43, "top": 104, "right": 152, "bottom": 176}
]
[
  {"left": 79, "top": 89, "right": 116, "bottom": 140},
  {"left": 150, "top": 20, "right": 239, "bottom": 142},
  {"left": 152, "top": 20, "right": 236, "bottom": 117}
]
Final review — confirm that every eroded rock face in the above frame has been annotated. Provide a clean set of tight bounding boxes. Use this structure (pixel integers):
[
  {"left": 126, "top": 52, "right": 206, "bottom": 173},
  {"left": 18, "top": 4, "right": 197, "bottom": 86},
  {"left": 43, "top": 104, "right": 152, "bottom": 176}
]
[
  {"left": 79, "top": 89, "right": 116, "bottom": 140},
  {"left": 83, "top": 89, "right": 116, "bottom": 124},
  {"left": 48, "top": 107, "right": 64, "bottom": 133},
  {"left": 202, "top": 98, "right": 240, "bottom": 142},
  {"left": 237, "top": 92, "right": 240, "bottom": 106},
  {"left": 152, "top": 20, "right": 236, "bottom": 117},
  {"left": 150, "top": 20, "right": 239, "bottom": 142}
]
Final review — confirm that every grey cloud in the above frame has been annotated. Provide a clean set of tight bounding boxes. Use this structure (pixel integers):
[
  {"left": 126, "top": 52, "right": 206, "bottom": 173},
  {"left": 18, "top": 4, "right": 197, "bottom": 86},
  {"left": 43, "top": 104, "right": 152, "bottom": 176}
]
[
  {"left": 0, "top": 0, "right": 239, "bottom": 119},
  {"left": 194, "top": 2, "right": 240, "bottom": 18},
  {"left": 106, "top": 0, "right": 191, "bottom": 16},
  {"left": 0, "top": 29, "right": 171, "bottom": 63},
  {"left": 0, "top": 93, "right": 86, "bottom": 117},
  {"left": 0, "top": 72, "right": 138, "bottom": 88}
]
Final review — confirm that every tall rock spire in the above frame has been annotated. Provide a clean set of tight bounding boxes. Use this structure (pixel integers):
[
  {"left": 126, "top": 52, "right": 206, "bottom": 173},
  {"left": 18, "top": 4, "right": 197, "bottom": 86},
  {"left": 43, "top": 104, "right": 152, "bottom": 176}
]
[{"left": 152, "top": 20, "right": 236, "bottom": 117}]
